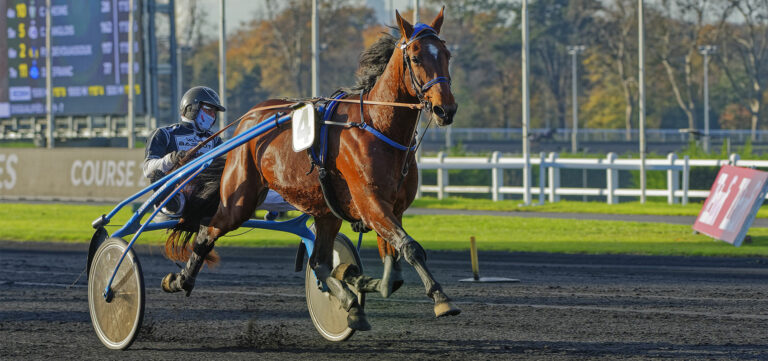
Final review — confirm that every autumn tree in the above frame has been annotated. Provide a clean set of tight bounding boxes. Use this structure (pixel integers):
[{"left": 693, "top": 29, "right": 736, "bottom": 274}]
[{"left": 713, "top": 0, "right": 768, "bottom": 140}]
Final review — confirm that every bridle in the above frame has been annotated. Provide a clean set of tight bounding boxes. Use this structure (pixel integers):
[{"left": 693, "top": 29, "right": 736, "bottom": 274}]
[{"left": 399, "top": 23, "right": 451, "bottom": 111}]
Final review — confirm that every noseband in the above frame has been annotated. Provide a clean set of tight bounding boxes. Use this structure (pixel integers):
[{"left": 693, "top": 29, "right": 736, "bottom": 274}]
[{"left": 399, "top": 24, "right": 451, "bottom": 108}]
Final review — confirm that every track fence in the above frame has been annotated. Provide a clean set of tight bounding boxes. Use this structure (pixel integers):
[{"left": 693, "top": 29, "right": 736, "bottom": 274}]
[{"left": 418, "top": 152, "right": 768, "bottom": 205}]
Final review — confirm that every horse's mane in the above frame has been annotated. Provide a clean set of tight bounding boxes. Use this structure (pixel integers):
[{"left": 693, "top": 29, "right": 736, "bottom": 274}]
[{"left": 346, "top": 32, "right": 397, "bottom": 93}]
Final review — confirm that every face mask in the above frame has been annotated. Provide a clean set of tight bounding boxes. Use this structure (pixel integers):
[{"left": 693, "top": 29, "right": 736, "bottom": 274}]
[{"left": 195, "top": 110, "right": 215, "bottom": 132}]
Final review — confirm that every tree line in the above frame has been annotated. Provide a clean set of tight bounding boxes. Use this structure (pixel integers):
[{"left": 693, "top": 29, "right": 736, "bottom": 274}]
[{"left": 175, "top": 0, "right": 768, "bottom": 140}]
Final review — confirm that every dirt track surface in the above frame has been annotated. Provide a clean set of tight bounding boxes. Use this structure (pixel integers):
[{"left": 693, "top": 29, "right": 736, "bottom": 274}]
[{"left": 3, "top": 241, "right": 768, "bottom": 360}]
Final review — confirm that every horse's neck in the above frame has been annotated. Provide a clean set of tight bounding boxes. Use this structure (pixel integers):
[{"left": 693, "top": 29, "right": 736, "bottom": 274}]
[{"left": 365, "top": 53, "right": 421, "bottom": 146}]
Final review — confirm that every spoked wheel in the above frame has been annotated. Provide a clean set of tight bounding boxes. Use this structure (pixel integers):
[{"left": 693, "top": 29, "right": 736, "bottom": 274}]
[
  {"left": 88, "top": 237, "right": 145, "bottom": 350},
  {"left": 305, "top": 232, "right": 364, "bottom": 342}
]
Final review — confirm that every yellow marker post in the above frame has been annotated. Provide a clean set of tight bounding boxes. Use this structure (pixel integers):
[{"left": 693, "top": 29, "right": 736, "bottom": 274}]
[
  {"left": 470, "top": 236, "right": 479, "bottom": 281},
  {"left": 459, "top": 236, "right": 520, "bottom": 283}
]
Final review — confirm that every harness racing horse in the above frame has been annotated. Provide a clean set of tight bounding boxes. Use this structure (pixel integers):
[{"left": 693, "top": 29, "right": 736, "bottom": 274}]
[{"left": 161, "top": 9, "right": 460, "bottom": 331}]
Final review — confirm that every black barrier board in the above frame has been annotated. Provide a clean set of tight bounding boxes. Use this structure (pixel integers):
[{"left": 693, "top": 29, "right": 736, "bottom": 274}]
[{"left": 1, "top": 0, "right": 144, "bottom": 117}]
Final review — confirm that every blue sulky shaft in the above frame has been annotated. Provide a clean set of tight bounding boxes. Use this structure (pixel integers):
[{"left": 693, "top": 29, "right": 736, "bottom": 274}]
[{"left": 101, "top": 113, "right": 293, "bottom": 299}]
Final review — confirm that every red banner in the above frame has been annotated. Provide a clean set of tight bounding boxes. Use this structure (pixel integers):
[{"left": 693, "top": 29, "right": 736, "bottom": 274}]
[{"left": 694, "top": 165, "right": 768, "bottom": 246}]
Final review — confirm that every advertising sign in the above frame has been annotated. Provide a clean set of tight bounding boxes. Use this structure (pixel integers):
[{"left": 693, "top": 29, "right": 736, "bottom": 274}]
[
  {"left": 693, "top": 165, "right": 768, "bottom": 247},
  {"left": 0, "top": 148, "right": 148, "bottom": 202},
  {"left": 1, "top": 0, "right": 144, "bottom": 117}
]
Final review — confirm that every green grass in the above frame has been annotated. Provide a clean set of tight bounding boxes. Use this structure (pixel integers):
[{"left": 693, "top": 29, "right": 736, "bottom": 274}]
[
  {"left": 3, "top": 203, "right": 768, "bottom": 257},
  {"left": 412, "top": 197, "right": 768, "bottom": 218},
  {"left": 0, "top": 141, "right": 35, "bottom": 148}
]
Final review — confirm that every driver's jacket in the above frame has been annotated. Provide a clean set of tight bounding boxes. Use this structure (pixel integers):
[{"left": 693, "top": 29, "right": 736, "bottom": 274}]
[{"left": 142, "top": 119, "right": 222, "bottom": 178}]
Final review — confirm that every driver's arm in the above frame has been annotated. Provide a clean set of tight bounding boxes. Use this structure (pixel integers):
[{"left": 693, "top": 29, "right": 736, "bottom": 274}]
[{"left": 142, "top": 128, "right": 175, "bottom": 177}]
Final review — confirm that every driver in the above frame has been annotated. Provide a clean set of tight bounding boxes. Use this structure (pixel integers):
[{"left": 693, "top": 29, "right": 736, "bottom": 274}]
[{"left": 142, "top": 86, "right": 292, "bottom": 220}]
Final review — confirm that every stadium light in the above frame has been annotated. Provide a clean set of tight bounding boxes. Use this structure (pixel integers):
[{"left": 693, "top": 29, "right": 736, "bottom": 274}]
[
  {"left": 638, "top": 0, "right": 646, "bottom": 203},
  {"left": 699, "top": 45, "right": 717, "bottom": 154},
  {"left": 45, "top": 0, "right": 53, "bottom": 148},
  {"left": 128, "top": 0, "right": 135, "bottom": 149},
  {"left": 567, "top": 45, "right": 586, "bottom": 154},
  {"left": 218, "top": 0, "right": 227, "bottom": 134},
  {"left": 522, "top": 0, "right": 531, "bottom": 205},
  {"left": 312, "top": 0, "right": 318, "bottom": 97},
  {"left": 413, "top": 0, "right": 419, "bottom": 23}
]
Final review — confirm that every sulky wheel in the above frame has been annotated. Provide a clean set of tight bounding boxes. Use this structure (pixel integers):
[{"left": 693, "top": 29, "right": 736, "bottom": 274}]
[
  {"left": 88, "top": 237, "right": 145, "bottom": 350},
  {"left": 305, "top": 232, "right": 364, "bottom": 342}
]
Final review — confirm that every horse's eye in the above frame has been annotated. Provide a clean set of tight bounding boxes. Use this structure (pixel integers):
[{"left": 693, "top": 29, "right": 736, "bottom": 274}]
[{"left": 411, "top": 56, "right": 421, "bottom": 65}]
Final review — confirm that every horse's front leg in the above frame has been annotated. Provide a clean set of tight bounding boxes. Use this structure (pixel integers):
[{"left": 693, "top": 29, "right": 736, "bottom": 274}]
[
  {"left": 362, "top": 206, "right": 460, "bottom": 317},
  {"left": 311, "top": 216, "right": 371, "bottom": 331}
]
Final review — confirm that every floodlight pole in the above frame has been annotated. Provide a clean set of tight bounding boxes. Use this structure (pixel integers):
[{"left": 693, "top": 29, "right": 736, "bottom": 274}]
[
  {"left": 45, "top": 0, "right": 53, "bottom": 148},
  {"left": 218, "top": 0, "right": 227, "bottom": 132},
  {"left": 521, "top": 0, "right": 531, "bottom": 205},
  {"left": 567, "top": 45, "right": 585, "bottom": 154},
  {"left": 638, "top": 0, "right": 646, "bottom": 203},
  {"left": 311, "top": 0, "right": 319, "bottom": 97},
  {"left": 699, "top": 45, "right": 717, "bottom": 154},
  {"left": 128, "top": 0, "right": 135, "bottom": 149}
]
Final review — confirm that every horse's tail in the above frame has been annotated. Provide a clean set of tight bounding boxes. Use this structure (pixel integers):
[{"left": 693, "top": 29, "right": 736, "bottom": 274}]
[
  {"left": 163, "top": 157, "right": 226, "bottom": 267},
  {"left": 164, "top": 228, "right": 220, "bottom": 266}
]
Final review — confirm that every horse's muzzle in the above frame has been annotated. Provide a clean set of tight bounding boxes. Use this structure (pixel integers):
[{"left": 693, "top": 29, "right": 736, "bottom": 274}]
[{"left": 432, "top": 103, "right": 457, "bottom": 126}]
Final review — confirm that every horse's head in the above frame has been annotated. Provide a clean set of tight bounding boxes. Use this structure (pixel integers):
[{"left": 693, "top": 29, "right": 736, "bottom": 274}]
[{"left": 396, "top": 7, "right": 457, "bottom": 126}]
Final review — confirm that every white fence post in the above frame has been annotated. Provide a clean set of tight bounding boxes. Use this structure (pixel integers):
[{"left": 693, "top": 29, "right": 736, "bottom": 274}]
[
  {"left": 606, "top": 152, "right": 617, "bottom": 204},
  {"left": 682, "top": 155, "right": 689, "bottom": 206},
  {"left": 538, "top": 152, "right": 546, "bottom": 204},
  {"left": 437, "top": 151, "right": 447, "bottom": 200},
  {"left": 491, "top": 151, "right": 502, "bottom": 201},
  {"left": 416, "top": 147, "right": 422, "bottom": 199},
  {"left": 547, "top": 152, "right": 560, "bottom": 203},
  {"left": 730, "top": 153, "right": 740, "bottom": 166},
  {"left": 667, "top": 152, "right": 678, "bottom": 204}
]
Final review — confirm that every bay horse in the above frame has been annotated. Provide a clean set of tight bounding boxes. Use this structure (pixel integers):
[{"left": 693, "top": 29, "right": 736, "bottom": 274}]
[{"left": 161, "top": 9, "right": 460, "bottom": 331}]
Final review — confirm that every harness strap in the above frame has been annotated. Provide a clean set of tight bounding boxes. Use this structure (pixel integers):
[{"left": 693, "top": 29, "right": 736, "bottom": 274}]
[
  {"left": 311, "top": 91, "right": 372, "bottom": 233},
  {"left": 354, "top": 122, "right": 416, "bottom": 151},
  {"left": 421, "top": 76, "right": 450, "bottom": 93}
]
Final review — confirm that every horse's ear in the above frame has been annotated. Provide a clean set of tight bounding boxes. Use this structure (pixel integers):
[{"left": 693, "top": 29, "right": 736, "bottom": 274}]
[
  {"left": 396, "top": 10, "right": 414, "bottom": 40},
  {"left": 430, "top": 6, "right": 445, "bottom": 34}
]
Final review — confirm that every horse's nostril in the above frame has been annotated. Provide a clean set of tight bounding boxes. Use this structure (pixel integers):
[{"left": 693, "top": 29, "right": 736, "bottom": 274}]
[{"left": 433, "top": 105, "right": 446, "bottom": 118}]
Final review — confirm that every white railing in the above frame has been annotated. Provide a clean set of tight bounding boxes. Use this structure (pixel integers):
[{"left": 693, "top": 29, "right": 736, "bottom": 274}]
[
  {"left": 423, "top": 128, "right": 768, "bottom": 144},
  {"left": 0, "top": 115, "right": 153, "bottom": 140},
  {"left": 417, "top": 152, "right": 768, "bottom": 204}
]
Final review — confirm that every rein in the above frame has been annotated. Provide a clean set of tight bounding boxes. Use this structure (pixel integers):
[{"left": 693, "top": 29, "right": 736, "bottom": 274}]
[
  {"left": 176, "top": 102, "right": 300, "bottom": 167},
  {"left": 178, "top": 97, "right": 425, "bottom": 167}
]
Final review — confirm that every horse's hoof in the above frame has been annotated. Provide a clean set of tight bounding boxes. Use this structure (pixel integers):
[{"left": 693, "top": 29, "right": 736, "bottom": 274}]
[
  {"left": 161, "top": 273, "right": 181, "bottom": 293},
  {"left": 331, "top": 263, "right": 361, "bottom": 280},
  {"left": 434, "top": 302, "right": 461, "bottom": 318},
  {"left": 347, "top": 306, "right": 371, "bottom": 331},
  {"left": 161, "top": 272, "right": 194, "bottom": 297}
]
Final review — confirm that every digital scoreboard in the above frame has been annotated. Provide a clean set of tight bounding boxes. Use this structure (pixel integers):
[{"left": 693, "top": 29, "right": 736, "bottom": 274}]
[{"left": 0, "top": 0, "right": 144, "bottom": 117}]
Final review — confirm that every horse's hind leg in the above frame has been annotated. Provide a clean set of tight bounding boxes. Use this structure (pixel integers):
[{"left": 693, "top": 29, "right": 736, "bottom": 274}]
[
  {"left": 312, "top": 216, "right": 371, "bottom": 331},
  {"left": 163, "top": 148, "right": 268, "bottom": 296}
]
